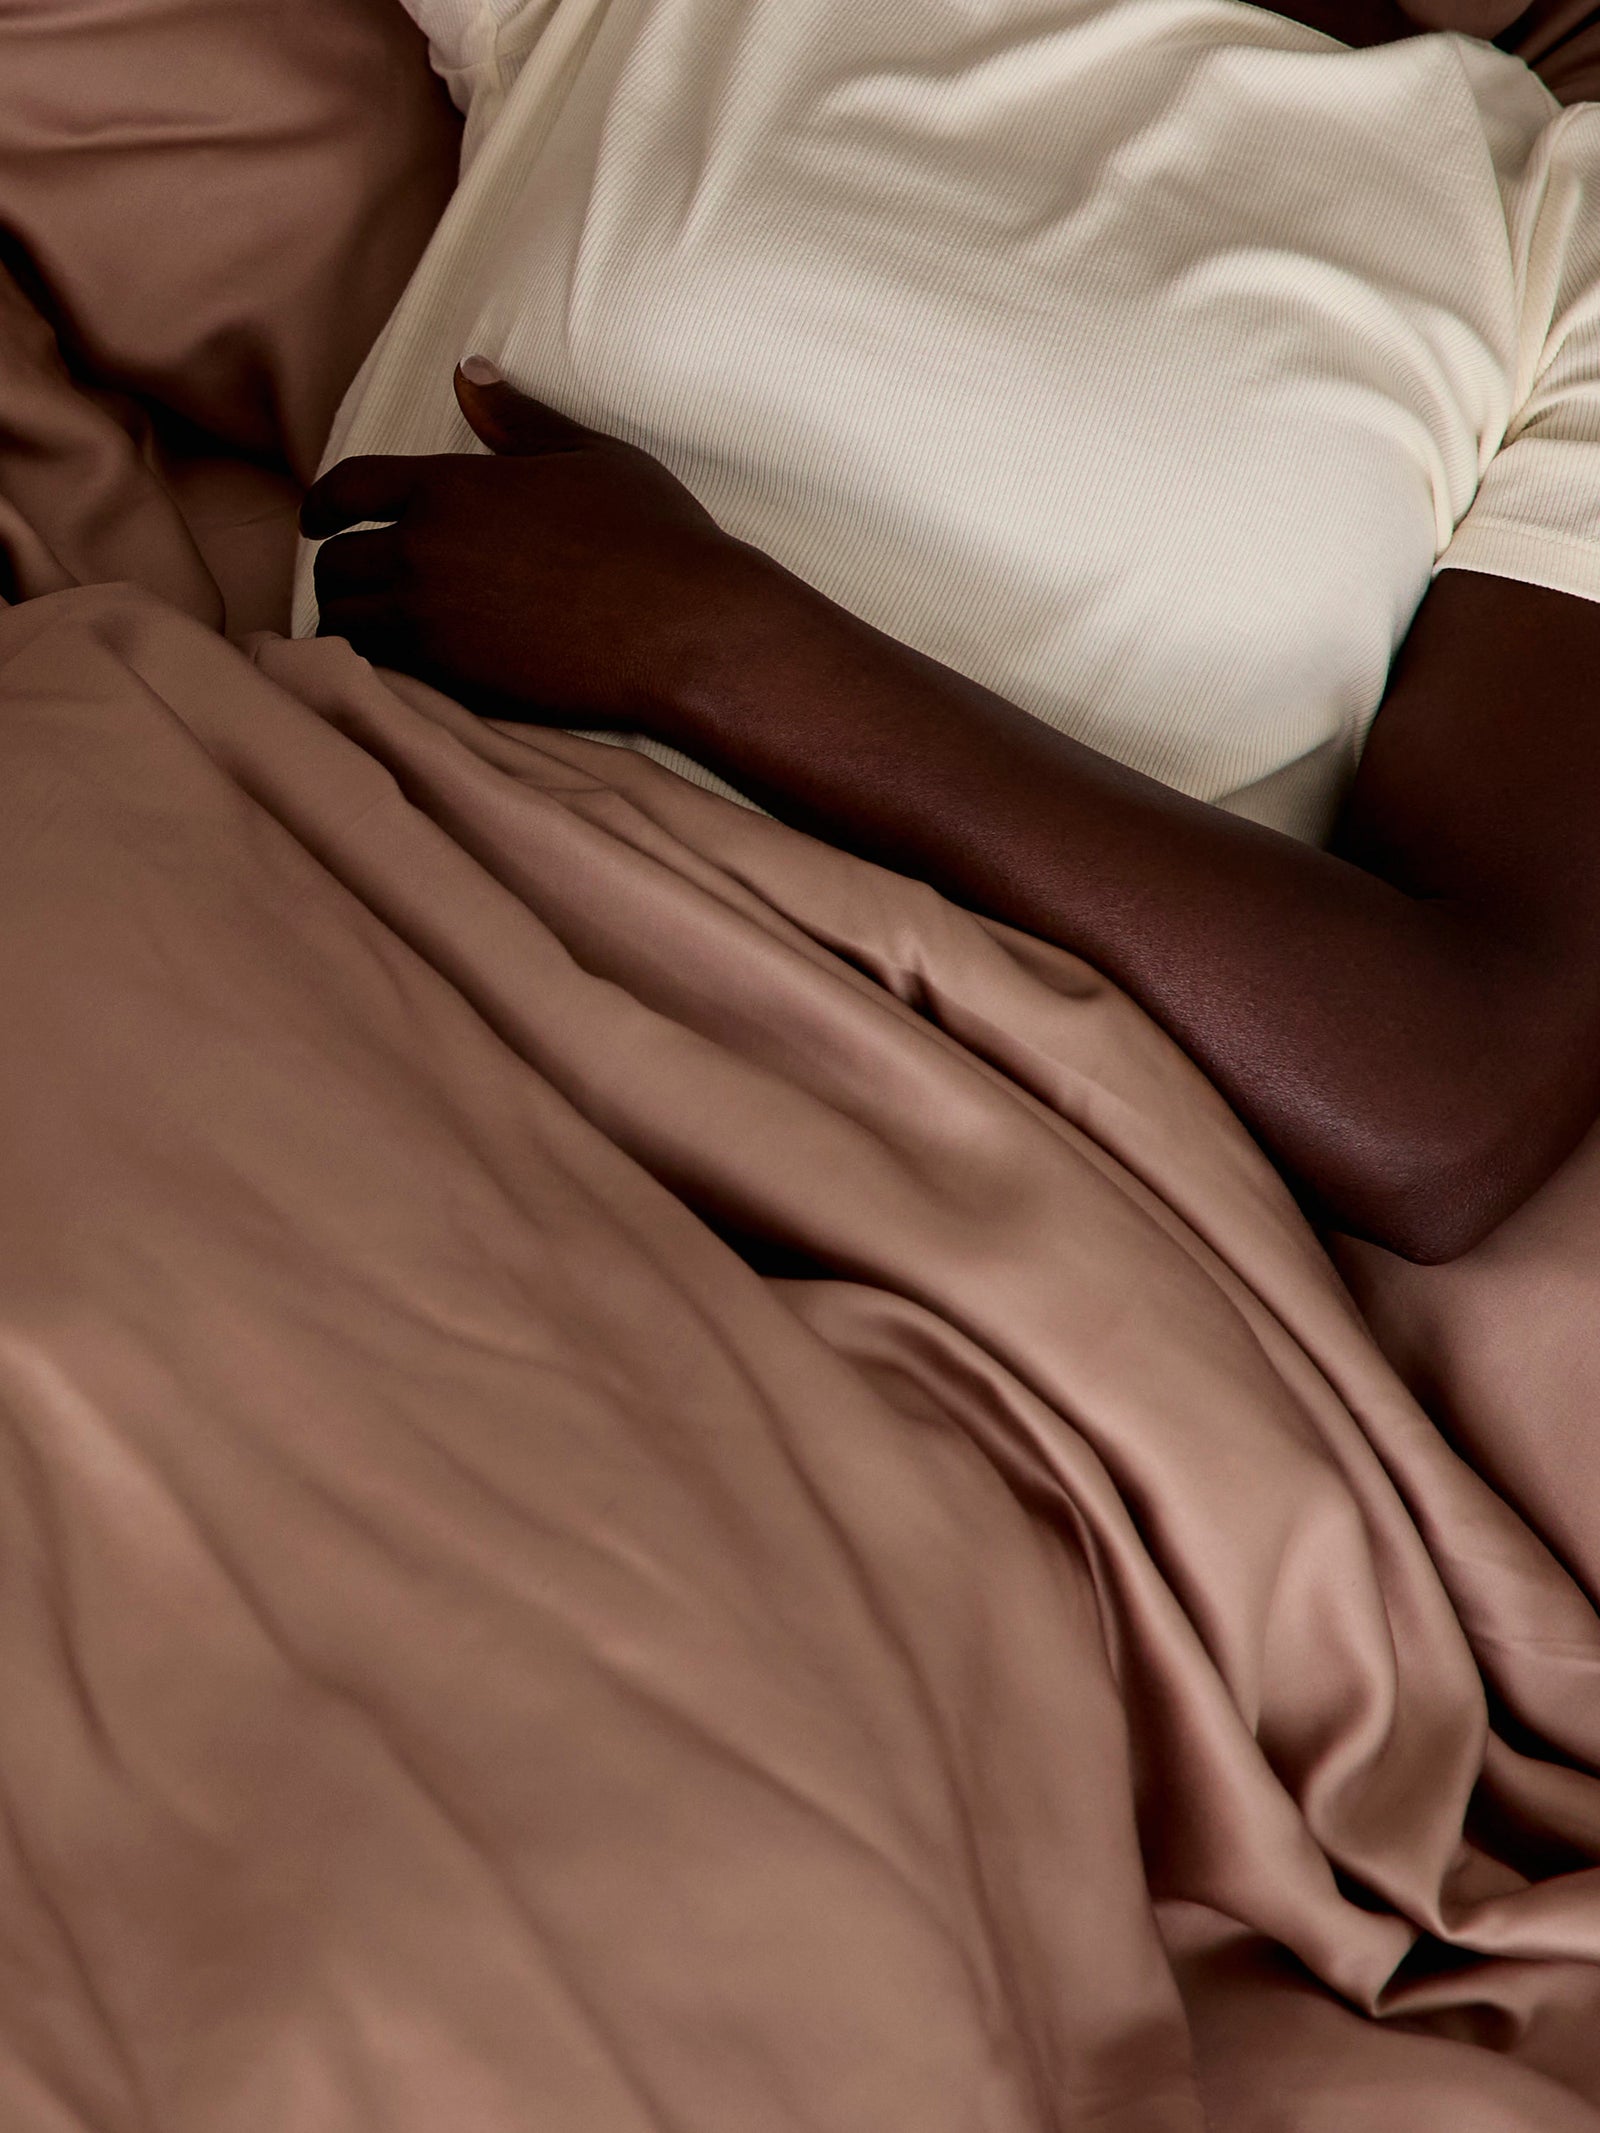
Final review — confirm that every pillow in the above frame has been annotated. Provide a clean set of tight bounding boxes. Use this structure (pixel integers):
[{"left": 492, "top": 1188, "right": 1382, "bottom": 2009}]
[
  {"left": 0, "top": 255, "right": 222, "bottom": 626},
  {"left": 0, "top": 0, "right": 463, "bottom": 484}
]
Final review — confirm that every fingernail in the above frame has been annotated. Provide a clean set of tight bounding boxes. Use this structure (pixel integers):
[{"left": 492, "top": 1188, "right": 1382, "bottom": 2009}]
[{"left": 459, "top": 354, "right": 502, "bottom": 386}]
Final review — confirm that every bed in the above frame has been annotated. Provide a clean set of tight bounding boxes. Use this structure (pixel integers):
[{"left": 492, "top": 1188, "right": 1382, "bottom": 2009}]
[{"left": 6, "top": 0, "right": 1600, "bottom": 2125}]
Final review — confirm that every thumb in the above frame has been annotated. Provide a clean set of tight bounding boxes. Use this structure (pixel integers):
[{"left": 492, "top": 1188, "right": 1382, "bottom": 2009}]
[{"left": 454, "top": 357, "right": 592, "bottom": 456}]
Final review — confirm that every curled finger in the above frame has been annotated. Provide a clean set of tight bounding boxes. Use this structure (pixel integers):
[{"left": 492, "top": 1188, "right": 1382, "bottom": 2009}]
[
  {"left": 300, "top": 454, "right": 428, "bottom": 539},
  {"left": 312, "top": 524, "right": 406, "bottom": 605}
]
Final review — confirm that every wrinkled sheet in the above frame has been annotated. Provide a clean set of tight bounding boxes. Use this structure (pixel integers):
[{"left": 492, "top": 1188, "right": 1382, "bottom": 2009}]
[
  {"left": 5, "top": 582, "right": 1600, "bottom": 2129},
  {"left": 0, "top": 242, "right": 320, "bottom": 645},
  {"left": 0, "top": 0, "right": 459, "bottom": 641},
  {"left": 0, "top": 0, "right": 460, "bottom": 480}
]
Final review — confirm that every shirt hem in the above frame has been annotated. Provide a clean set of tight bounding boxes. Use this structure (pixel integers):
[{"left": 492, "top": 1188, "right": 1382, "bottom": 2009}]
[{"left": 1434, "top": 518, "right": 1600, "bottom": 606}]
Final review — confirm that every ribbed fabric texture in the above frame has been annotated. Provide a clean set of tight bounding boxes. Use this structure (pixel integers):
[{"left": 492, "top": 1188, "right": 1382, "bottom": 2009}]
[{"left": 295, "top": 0, "right": 1599, "bottom": 845}]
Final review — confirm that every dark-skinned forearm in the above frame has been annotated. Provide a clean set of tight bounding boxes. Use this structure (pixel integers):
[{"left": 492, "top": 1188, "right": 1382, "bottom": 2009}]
[
  {"left": 308, "top": 374, "right": 1600, "bottom": 1258},
  {"left": 660, "top": 555, "right": 1572, "bottom": 1260}
]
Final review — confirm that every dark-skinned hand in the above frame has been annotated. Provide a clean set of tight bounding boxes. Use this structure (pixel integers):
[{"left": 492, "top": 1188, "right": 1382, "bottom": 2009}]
[{"left": 299, "top": 360, "right": 762, "bottom": 730}]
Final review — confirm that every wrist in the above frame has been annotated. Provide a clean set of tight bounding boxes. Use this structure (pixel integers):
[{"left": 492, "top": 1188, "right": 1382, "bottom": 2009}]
[{"left": 650, "top": 539, "right": 846, "bottom": 758}]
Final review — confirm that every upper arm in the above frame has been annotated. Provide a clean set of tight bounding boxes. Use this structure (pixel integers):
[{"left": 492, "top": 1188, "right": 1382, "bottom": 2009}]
[
  {"left": 1324, "top": 92, "right": 1600, "bottom": 1246},
  {"left": 1335, "top": 570, "right": 1600, "bottom": 939},
  {"left": 1329, "top": 567, "right": 1600, "bottom": 1245}
]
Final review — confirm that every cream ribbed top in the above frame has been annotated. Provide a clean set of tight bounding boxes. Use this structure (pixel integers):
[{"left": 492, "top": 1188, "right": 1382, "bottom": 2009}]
[{"left": 295, "top": 0, "right": 1600, "bottom": 843}]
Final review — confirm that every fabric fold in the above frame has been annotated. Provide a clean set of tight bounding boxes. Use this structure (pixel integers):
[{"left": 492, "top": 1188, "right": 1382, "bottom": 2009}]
[{"left": 3, "top": 582, "right": 1600, "bottom": 2125}]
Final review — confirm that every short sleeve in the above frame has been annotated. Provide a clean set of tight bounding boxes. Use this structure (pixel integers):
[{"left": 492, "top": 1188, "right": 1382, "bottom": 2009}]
[{"left": 1436, "top": 99, "right": 1600, "bottom": 603}]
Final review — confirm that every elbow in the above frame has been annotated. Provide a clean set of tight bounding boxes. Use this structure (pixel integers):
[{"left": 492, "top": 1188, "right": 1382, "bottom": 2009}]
[
  {"left": 1331, "top": 1089, "right": 1578, "bottom": 1266},
  {"left": 1302, "top": 935, "right": 1600, "bottom": 1264},
  {"left": 1358, "top": 1163, "right": 1522, "bottom": 1267}
]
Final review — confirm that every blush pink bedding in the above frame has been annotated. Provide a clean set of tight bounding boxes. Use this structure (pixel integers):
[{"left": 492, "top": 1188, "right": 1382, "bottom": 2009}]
[
  {"left": 6, "top": 1, "right": 1600, "bottom": 2126},
  {"left": 4, "top": 583, "right": 1600, "bottom": 2130},
  {"left": 0, "top": 0, "right": 460, "bottom": 639}
]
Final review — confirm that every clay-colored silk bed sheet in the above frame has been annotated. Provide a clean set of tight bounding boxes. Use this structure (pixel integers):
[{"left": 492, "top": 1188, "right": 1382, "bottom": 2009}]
[{"left": 6, "top": 581, "right": 1600, "bottom": 2129}]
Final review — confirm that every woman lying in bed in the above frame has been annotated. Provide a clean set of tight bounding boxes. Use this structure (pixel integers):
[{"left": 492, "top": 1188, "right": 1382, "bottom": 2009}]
[{"left": 297, "top": 0, "right": 1600, "bottom": 1267}]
